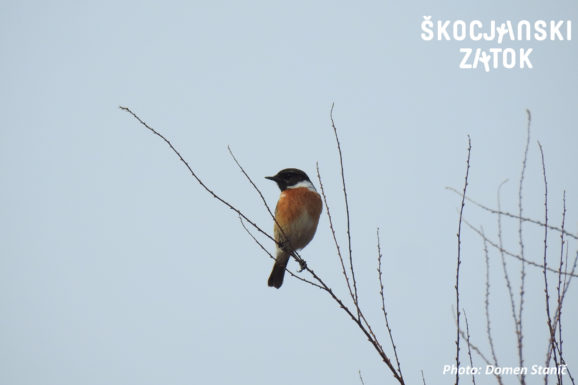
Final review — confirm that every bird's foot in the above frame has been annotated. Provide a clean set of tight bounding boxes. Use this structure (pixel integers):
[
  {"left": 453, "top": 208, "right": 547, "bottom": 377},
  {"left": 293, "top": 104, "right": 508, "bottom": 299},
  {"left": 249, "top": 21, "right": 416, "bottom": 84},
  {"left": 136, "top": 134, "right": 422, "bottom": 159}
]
[{"left": 297, "top": 258, "right": 307, "bottom": 272}]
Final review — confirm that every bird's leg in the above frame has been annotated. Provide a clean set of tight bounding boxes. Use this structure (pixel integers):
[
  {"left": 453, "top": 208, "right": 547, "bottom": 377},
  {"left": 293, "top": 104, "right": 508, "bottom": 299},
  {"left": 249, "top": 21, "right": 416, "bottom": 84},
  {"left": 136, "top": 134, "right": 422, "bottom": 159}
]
[
  {"left": 296, "top": 257, "right": 307, "bottom": 272},
  {"left": 278, "top": 239, "right": 291, "bottom": 253},
  {"left": 290, "top": 252, "right": 307, "bottom": 272},
  {"left": 279, "top": 240, "right": 307, "bottom": 271}
]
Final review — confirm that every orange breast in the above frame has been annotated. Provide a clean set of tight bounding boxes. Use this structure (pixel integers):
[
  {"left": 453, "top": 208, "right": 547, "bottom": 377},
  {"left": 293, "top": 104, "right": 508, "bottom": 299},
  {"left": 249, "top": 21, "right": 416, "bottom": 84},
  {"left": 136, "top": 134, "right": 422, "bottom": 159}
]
[{"left": 274, "top": 187, "right": 323, "bottom": 251}]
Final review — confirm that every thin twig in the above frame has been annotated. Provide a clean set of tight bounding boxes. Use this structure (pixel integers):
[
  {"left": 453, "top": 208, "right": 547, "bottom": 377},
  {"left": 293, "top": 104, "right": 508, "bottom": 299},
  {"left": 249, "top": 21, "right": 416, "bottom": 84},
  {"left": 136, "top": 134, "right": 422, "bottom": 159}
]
[
  {"left": 358, "top": 370, "right": 365, "bottom": 385},
  {"left": 538, "top": 142, "right": 560, "bottom": 385},
  {"left": 445, "top": 187, "right": 578, "bottom": 240},
  {"left": 455, "top": 320, "right": 494, "bottom": 366},
  {"left": 288, "top": 254, "right": 402, "bottom": 382},
  {"left": 227, "top": 146, "right": 308, "bottom": 272},
  {"left": 548, "top": 252, "right": 577, "bottom": 384},
  {"left": 555, "top": 191, "right": 567, "bottom": 371},
  {"left": 312, "top": 275, "right": 403, "bottom": 383},
  {"left": 495, "top": 179, "right": 522, "bottom": 365},
  {"left": 454, "top": 321, "right": 505, "bottom": 385},
  {"left": 316, "top": 163, "right": 356, "bottom": 304},
  {"left": 319, "top": 164, "right": 386, "bottom": 357},
  {"left": 462, "top": 218, "right": 577, "bottom": 277},
  {"left": 517, "top": 109, "right": 531, "bottom": 385},
  {"left": 121, "top": 105, "right": 405, "bottom": 384},
  {"left": 238, "top": 216, "right": 323, "bottom": 289},
  {"left": 358, "top": 310, "right": 387, "bottom": 360},
  {"left": 463, "top": 311, "right": 477, "bottom": 385},
  {"left": 318, "top": 168, "right": 382, "bottom": 357},
  {"left": 481, "top": 227, "right": 501, "bottom": 383},
  {"left": 377, "top": 228, "right": 403, "bottom": 381},
  {"left": 549, "top": 249, "right": 577, "bottom": 336},
  {"left": 119, "top": 106, "right": 275, "bottom": 245},
  {"left": 452, "top": 308, "right": 491, "bottom": 367},
  {"left": 563, "top": 364, "right": 576, "bottom": 385},
  {"left": 330, "top": 103, "right": 360, "bottom": 318},
  {"left": 455, "top": 135, "right": 472, "bottom": 385},
  {"left": 227, "top": 146, "right": 276, "bottom": 221}
]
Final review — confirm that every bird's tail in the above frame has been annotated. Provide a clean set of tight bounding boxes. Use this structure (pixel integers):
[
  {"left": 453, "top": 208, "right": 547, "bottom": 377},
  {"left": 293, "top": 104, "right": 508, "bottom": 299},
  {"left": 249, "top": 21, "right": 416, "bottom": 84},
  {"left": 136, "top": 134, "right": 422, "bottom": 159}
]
[{"left": 268, "top": 252, "right": 290, "bottom": 289}]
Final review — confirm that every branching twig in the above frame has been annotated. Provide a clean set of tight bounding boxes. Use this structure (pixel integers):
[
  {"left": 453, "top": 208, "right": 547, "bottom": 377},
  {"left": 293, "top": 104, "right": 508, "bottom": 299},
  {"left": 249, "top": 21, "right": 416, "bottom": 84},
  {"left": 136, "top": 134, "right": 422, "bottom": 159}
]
[
  {"left": 455, "top": 320, "right": 504, "bottom": 384},
  {"left": 445, "top": 187, "right": 578, "bottom": 241},
  {"left": 239, "top": 216, "right": 323, "bottom": 289},
  {"left": 548, "top": 249, "right": 577, "bottom": 345},
  {"left": 538, "top": 142, "right": 560, "bottom": 385},
  {"left": 121, "top": 105, "right": 405, "bottom": 385},
  {"left": 318, "top": 166, "right": 383, "bottom": 355},
  {"left": 455, "top": 320, "right": 494, "bottom": 366},
  {"left": 551, "top": 191, "right": 567, "bottom": 377},
  {"left": 462, "top": 219, "right": 577, "bottom": 277},
  {"left": 227, "top": 145, "right": 309, "bottom": 272},
  {"left": 446, "top": 115, "right": 576, "bottom": 385},
  {"left": 119, "top": 106, "right": 275, "bottom": 246}
]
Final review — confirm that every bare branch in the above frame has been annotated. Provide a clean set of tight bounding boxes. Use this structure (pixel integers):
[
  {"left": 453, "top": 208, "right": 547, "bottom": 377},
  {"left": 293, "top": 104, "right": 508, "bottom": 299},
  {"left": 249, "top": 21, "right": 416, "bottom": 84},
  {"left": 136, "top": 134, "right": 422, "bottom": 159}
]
[
  {"left": 122, "top": 105, "right": 406, "bottom": 384},
  {"left": 316, "top": 163, "right": 356, "bottom": 305},
  {"left": 228, "top": 133, "right": 400, "bottom": 382},
  {"left": 556, "top": 191, "right": 567, "bottom": 359},
  {"left": 455, "top": 135, "right": 472, "bottom": 385},
  {"left": 463, "top": 219, "right": 577, "bottom": 277},
  {"left": 227, "top": 146, "right": 309, "bottom": 274},
  {"left": 481, "top": 227, "right": 500, "bottom": 374},
  {"left": 516, "top": 110, "right": 532, "bottom": 385},
  {"left": 227, "top": 146, "right": 276, "bottom": 222},
  {"left": 452, "top": 306, "right": 505, "bottom": 385},
  {"left": 318, "top": 166, "right": 383, "bottom": 358},
  {"left": 454, "top": 319, "right": 504, "bottom": 385},
  {"left": 494, "top": 179, "right": 523, "bottom": 367},
  {"left": 548, "top": 191, "right": 570, "bottom": 381},
  {"left": 329, "top": 103, "right": 360, "bottom": 318},
  {"left": 119, "top": 106, "right": 275, "bottom": 245},
  {"left": 463, "top": 311, "right": 477, "bottom": 385},
  {"left": 238, "top": 216, "right": 323, "bottom": 289},
  {"left": 445, "top": 186, "right": 578, "bottom": 241},
  {"left": 538, "top": 141, "right": 560, "bottom": 385},
  {"left": 377, "top": 228, "right": 403, "bottom": 381},
  {"left": 358, "top": 370, "right": 365, "bottom": 385}
]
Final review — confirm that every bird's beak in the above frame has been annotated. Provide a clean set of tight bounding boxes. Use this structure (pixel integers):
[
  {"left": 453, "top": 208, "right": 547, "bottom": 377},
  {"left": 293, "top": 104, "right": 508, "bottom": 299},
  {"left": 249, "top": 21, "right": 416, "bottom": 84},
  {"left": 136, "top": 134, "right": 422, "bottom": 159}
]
[{"left": 265, "top": 175, "right": 276, "bottom": 182}]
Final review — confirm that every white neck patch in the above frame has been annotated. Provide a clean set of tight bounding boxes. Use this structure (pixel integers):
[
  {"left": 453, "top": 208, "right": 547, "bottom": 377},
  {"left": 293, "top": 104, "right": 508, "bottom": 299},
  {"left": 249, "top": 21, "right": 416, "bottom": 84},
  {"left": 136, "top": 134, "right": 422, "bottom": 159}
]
[{"left": 287, "top": 180, "right": 317, "bottom": 192}]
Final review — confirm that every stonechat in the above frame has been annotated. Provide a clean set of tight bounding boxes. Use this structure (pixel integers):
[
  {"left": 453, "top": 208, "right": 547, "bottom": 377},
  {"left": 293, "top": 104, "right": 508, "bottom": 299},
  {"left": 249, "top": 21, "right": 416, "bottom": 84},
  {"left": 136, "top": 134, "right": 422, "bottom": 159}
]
[{"left": 265, "top": 168, "right": 323, "bottom": 288}]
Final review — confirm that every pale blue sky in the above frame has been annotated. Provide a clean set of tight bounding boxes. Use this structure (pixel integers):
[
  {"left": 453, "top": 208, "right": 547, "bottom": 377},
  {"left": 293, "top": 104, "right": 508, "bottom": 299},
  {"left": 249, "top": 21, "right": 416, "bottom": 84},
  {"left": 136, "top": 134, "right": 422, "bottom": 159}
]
[{"left": 1, "top": 1, "right": 577, "bottom": 384}]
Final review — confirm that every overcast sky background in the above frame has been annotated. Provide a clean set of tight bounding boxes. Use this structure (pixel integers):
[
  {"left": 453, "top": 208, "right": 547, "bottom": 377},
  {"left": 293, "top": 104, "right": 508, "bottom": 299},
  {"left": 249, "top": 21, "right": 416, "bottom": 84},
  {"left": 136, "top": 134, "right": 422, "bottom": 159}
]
[{"left": 1, "top": 1, "right": 577, "bottom": 384}]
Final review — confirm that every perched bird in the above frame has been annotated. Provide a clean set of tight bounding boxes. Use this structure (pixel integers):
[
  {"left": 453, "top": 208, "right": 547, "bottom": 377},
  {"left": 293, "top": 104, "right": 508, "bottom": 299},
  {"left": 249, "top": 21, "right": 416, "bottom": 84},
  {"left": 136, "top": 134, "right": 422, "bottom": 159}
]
[{"left": 265, "top": 168, "right": 323, "bottom": 288}]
